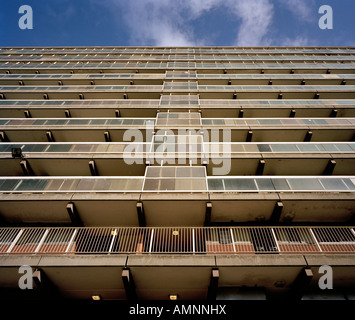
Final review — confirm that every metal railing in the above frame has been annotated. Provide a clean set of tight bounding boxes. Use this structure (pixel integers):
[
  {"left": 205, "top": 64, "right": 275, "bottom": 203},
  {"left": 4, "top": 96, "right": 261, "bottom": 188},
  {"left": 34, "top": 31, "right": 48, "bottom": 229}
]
[
  {"left": 0, "top": 99, "right": 353, "bottom": 107},
  {"left": 0, "top": 176, "right": 354, "bottom": 193},
  {"left": 1, "top": 142, "right": 355, "bottom": 154},
  {"left": 1, "top": 226, "right": 354, "bottom": 255},
  {"left": 0, "top": 117, "right": 354, "bottom": 128}
]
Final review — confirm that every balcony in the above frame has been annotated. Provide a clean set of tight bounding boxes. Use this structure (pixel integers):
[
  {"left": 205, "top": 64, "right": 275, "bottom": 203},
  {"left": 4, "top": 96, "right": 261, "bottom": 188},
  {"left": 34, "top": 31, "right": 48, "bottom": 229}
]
[
  {"left": 0, "top": 175, "right": 354, "bottom": 225},
  {"left": 0, "top": 99, "right": 354, "bottom": 118},
  {"left": 2, "top": 47, "right": 355, "bottom": 55},
  {"left": 1, "top": 226, "right": 354, "bottom": 255},
  {"left": 1, "top": 73, "right": 354, "bottom": 87},
  {"left": 1, "top": 84, "right": 354, "bottom": 100},
  {"left": 0, "top": 117, "right": 354, "bottom": 142},
  {"left": 1, "top": 141, "right": 354, "bottom": 176},
  {"left": 1, "top": 225, "right": 355, "bottom": 300},
  {"left": 1, "top": 61, "right": 354, "bottom": 76}
]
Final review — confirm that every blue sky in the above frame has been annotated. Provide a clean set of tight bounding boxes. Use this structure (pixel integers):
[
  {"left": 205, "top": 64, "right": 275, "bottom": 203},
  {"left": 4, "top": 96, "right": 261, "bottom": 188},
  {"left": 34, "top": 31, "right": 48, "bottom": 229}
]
[{"left": 0, "top": 0, "right": 354, "bottom": 47}]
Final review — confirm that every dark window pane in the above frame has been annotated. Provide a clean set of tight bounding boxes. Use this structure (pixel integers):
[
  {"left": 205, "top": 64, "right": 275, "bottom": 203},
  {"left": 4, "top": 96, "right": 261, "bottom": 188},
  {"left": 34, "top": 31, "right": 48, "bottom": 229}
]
[
  {"left": 224, "top": 179, "right": 257, "bottom": 190},
  {"left": 208, "top": 179, "right": 224, "bottom": 190},
  {"left": 256, "top": 179, "right": 275, "bottom": 190},
  {"left": 257, "top": 144, "right": 271, "bottom": 152},
  {"left": 0, "top": 179, "right": 20, "bottom": 191},
  {"left": 46, "top": 145, "right": 71, "bottom": 152},
  {"left": 16, "top": 179, "right": 49, "bottom": 191},
  {"left": 271, "top": 179, "right": 290, "bottom": 190}
]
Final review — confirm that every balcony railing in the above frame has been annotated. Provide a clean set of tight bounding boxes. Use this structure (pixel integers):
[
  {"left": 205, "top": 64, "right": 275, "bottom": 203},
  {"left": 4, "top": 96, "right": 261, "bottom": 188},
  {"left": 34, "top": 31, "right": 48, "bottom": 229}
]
[
  {"left": 1, "top": 62, "right": 354, "bottom": 70},
  {"left": 0, "top": 176, "right": 354, "bottom": 193},
  {"left": 0, "top": 117, "right": 354, "bottom": 128},
  {"left": 1, "top": 48, "right": 354, "bottom": 55},
  {"left": 0, "top": 99, "right": 353, "bottom": 107},
  {"left": 1, "top": 73, "right": 355, "bottom": 80},
  {"left": 1, "top": 85, "right": 354, "bottom": 93},
  {"left": 0, "top": 226, "right": 354, "bottom": 255},
  {"left": 1, "top": 142, "right": 354, "bottom": 155},
  {"left": 1, "top": 55, "right": 355, "bottom": 63}
]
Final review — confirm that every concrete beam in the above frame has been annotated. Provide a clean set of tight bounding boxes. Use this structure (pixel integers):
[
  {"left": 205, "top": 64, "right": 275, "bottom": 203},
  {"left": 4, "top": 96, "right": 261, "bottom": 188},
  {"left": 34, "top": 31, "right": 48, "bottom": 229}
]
[
  {"left": 270, "top": 201, "right": 283, "bottom": 223},
  {"left": 330, "top": 109, "right": 338, "bottom": 118},
  {"left": 104, "top": 131, "right": 111, "bottom": 142},
  {"left": 289, "top": 267, "right": 313, "bottom": 300},
  {"left": 24, "top": 110, "right": 31, "bottom": 118},
  {"left": 20, "top": 159, "right": 34, "bottom": 176},
  {"left": 0, "top": 131, "right": 9, "bottom": 142},
  {"left": 136, "top": 202, "right": 146, "bottom": 227},
  {"left": 32, "top": 268, "right": 60, "bottom": 299},
  {"left": 89, "top": 160, "right": 98, "bottom": 176},
  {"left": 204, "top": 202, "right": 212, "bottom": 226},
  {"left": 246, "top": 130, "right": 253, "bottom": 142},
  {"left": 289, "top": 109, "right": 296, "bottom": 118},
  {"left": 304, "top": 130, "right": 312, "bottom": 142},
  {"left": 256, "top": 159, "right": 265, "bottom": 175},
  {"left": 122, "top": 268, "right": 137, "bottom": 300},
  {"left": 207, "top": 268, "right": 219, "bottom": 300},
  {"left": 64, "top": 109, "right": 71, "bottom": 118},
  {"left": 66, "top": 202, "right": 84, "bottom": 227},
  {"left": 323, "top": 159, "right": 336, "bottom": 175},
  {"left": 46, "top": 130, "right": 55, "bottom": 142}
]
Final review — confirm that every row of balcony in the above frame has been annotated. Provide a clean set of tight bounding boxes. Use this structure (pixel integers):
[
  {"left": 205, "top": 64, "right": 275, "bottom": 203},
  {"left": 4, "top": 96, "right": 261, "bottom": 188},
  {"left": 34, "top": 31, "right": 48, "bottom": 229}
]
[
  {"left": 1, "top": 226, "right": 354, "bottom": 255},
  {"left": 1, "top": 47, "right": 354, "bottom": 54},
  {"left": 0, "top": 117, "right": 353, "bottom": 143},
  {"left": 1, "top": 117, "right": 354, "bottom": 127},
  {"left": 1, "top": 98, "right": 352, "bottom": 106},
  {"left": 0, "top": 99, "right": 353, "bottom": 118},
  {"left": 2, "top": 62, "right": 354, "bottom": 70},
  {"left": 1, "top": 141, "right": 354, "bottom": 177},
  {"left": 0, "top": 176, "right": 354, "bottom": 193},
  {"left": 2, "top": 73, "right": 355, "bottom": 79},
  {"left": 1, "top": 87, "right": 353, "bottom": 100},
  {"left": 1, "top": 141, "right": 353, "bottom": 154},
  {"left": 1, "top": 84, "right": 354, "bottom": 91},
  {"left": 1, "top": 73, "right": 354, "bottom": 87},
  {"left": 2, "top": 55, "right": 355, "bottom": 63}
]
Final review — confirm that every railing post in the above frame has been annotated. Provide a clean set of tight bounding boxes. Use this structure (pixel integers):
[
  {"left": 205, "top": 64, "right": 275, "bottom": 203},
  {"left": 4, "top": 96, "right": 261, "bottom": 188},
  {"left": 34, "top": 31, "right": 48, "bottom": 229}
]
[
  {"left": 192, "top": 229, "right": 195, "bottom": 254},
  {"left": 230, "top": 229, "right": 236, "bottom": 253},
  {"left": 149, "top": 229, "right": 154, "bottom": 253},
  {"left": 108, "top": 229, "right": 118, "bottom": 254}
]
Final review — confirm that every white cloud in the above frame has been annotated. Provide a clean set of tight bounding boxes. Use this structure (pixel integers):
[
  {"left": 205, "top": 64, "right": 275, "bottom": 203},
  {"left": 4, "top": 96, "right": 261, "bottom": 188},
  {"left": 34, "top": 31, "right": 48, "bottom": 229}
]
[
  {"left": 103, "top": 0, "right": 314, "bottom": 47},
  {"left": 227, "top": 0, "right": 274, "bottom": 46},
  {"left": 115, "top": 0, "right": 201, "bottom": 46},
  {"left": 279, "top": 35, "right": 312, "bottom": 46},
  {"left": 278, "top": 0, "right": 315, "bottom": 22}
]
